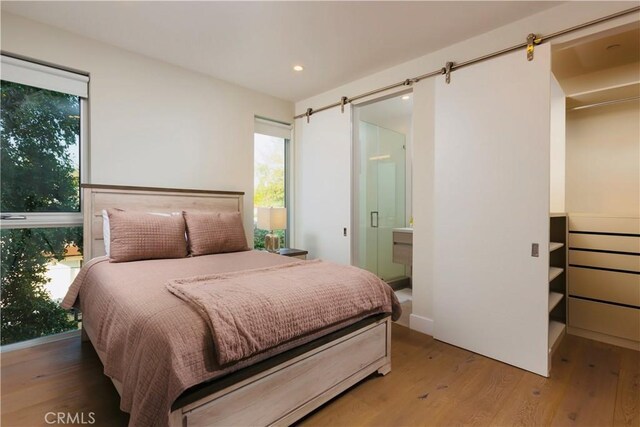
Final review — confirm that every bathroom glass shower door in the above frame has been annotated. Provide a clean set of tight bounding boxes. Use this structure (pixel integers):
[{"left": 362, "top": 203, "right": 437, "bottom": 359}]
[{"left": 358, "top": 121, "right": 406, "bottom": 281}]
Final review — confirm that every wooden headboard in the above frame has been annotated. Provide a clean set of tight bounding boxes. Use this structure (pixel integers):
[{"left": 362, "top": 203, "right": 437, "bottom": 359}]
[{"left": 82, "top": 184, "right": 244, "bottom": 260}]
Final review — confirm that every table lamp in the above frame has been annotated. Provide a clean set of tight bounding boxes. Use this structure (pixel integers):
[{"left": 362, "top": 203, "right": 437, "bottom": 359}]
[{"left": 257, "top": 207, "right": 287, "bottom": 252}]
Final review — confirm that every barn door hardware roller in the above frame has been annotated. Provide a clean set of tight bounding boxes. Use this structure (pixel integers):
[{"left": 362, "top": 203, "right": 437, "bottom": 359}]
[
  {"left": 442, "top": 62, "right": 454, "bottom": 84},
  {"left": 526, "top": 33, "right": 542, "bottom": 61},
  {"left": 340, "top": 96, "right": 348, "bottom": 113},
  {"left": 305, "top": 108, "right": 313, "bottom": 123}
]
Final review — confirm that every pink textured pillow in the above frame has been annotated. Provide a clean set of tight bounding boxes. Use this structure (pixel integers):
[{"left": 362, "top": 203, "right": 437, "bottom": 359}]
[
  {"left": 107, "top": 209, "right": 188, "bottom": 262},
  {"left": 183, "top": 211, "right": 249, "bottom": 256}
]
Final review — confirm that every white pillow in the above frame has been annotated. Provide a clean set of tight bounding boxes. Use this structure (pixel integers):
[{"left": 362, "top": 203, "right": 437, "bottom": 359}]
[
  {"left": 102, "top": 210, "right": 111, "bottom": 256},
  {"left": 101, "top": 209, "right": 181, "bottom": 257}
]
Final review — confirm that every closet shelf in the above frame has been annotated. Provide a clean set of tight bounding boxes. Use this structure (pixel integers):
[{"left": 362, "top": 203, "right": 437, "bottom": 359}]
[
  {"left": 549, "top": 242, "right": 564, "bottom": 252},
  {"left": 547, "top": 215, "right": 567, "bottom": 374},
  {"left": 549, "top": 267, "right": 564, "bottom": 282},
  {"left": 548, "top": 320, "right": 565, "bottom": 353},
  {"left": 548, "top": 292, "right": 564, "bottom": 312}
]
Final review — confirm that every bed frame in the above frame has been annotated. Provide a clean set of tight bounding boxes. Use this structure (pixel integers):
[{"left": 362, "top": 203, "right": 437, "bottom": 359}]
[{"left": 81, "top": 184, "right": 392, "bottom": 426}]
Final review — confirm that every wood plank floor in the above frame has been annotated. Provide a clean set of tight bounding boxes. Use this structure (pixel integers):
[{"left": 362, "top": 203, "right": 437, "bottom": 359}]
[{"left": 1, "top": 325, "right": 638, "bottom": 427}]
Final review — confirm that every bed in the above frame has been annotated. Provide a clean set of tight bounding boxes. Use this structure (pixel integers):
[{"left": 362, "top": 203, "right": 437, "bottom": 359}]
[{"left": 68, "top": 184, "right": 397, "bottom": 427}]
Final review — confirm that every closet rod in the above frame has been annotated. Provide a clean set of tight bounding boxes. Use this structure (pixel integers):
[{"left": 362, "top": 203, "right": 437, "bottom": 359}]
[
  {"left": 570, "top": 96, "right": 640, "bottom": 111},
  {"left": 294, "top": 5, "right": 640, "bottom": 121}
]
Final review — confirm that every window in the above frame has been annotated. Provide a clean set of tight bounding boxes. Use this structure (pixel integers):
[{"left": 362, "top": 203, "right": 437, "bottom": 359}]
[
  {"left": 253, "top": 118, "right": 291, "bottom": 249},
  {"left": 1, "top": 55, "right": 88, "bottom": 346}
]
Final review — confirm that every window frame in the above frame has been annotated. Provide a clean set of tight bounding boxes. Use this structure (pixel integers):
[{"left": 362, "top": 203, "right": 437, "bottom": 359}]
[
  {"left": 0, "top": 55, "right": 89, "bottom": 231},
  {"left": 0, "top": 55, "right": 89, "bottom": 348},
  {"left": 283, "top": 137, "right": 291, "bottom": 248},
  {"left": 253, "top": 117, "right": 293, "bottom": 248}
]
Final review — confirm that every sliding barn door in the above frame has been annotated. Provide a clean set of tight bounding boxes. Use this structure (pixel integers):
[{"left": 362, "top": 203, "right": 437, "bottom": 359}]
[
  {"left": 433, "top": 44, "right": 551, "bottom": 376},
  {"left": 295, "top": 107, "right": 352, "bottom": 264}
]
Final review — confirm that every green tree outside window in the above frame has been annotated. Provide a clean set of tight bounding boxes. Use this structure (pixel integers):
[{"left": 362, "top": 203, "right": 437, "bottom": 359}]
[
  {"left": 253, "top": 134, "right": 286, "bottom": 249},
  {"left": 1, "top": 80, "right": 82, "bottom": 345}
]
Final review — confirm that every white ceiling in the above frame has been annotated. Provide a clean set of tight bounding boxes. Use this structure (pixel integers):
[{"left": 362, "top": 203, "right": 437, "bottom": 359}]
[{"left": 2, "top": 1, "right": 562, "bottom": 101}]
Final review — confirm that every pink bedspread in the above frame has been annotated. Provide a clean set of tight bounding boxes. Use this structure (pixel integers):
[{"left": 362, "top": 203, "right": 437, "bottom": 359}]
[{"left": 62, "top": 251, "right": 400, "bottom": 427}]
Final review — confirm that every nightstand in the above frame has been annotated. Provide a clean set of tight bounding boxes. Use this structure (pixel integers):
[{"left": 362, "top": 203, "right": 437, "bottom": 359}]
[{"left": 277, "top": 248, "right": 308, "bottom": 260}]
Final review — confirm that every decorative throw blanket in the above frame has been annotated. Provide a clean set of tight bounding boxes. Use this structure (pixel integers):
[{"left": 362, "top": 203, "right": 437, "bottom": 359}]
[{"left": 167, "top": 259, "right": 401, "bottom": 364}]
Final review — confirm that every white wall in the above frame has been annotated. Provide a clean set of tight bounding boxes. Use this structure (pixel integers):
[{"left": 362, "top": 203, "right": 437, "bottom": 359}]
[
  {"left": 566, "top": 100, "right": 640, "bottom": 216},
  {"left": 550, "top": 75, "right": 566, "bottom": 213},
  {"left": 294, "top": 2, "right": 637, "bottom": 331},
  {"left": 1, "top": 13, "right": 293, "bottom": 240}
]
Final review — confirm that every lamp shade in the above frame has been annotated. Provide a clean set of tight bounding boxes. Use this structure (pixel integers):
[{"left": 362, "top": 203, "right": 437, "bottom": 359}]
[{"left": 257, "top": 207, "right": 287, "bottom": 231}]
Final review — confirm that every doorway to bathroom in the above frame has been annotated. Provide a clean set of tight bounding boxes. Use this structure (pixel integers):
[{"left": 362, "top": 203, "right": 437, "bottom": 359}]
[{"left": 352, "top": 92, "right": 413, "bottom": 286}]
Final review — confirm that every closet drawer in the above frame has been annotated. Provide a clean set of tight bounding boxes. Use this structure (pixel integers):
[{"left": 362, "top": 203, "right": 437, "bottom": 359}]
[
  {"left": 569, "top": 267, "right": 640, "bottom": 307},
  {"left": 569, "top": 250, "right": 640, "bottom": 273},
  {"left": 569, "top": 216, "right": 640, "bottom": 234},
  {"left": 569, "top": 233, "right": 640, "bottom": 253},
  {"left": 569, "top": 297, "right": 640, "bottom": 342}
]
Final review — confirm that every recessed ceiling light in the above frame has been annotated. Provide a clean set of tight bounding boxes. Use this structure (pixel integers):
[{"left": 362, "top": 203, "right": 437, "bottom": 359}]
[
  {"left": 402, "top": 95, "right": 410, "bottom": 100},
  {"left": 606, "top": 44, "right": 621, "bottom": 51},
  {"left": 293, "top": 65, "right": 304, "bottom": 71}
]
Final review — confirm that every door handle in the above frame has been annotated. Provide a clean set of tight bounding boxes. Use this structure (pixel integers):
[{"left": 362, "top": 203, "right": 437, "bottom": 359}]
[
  {"left": 0, "top": 215, "right": 27, "bottom": 220},
  {"left": 370, "top": 211, "right": 379, "bottom": 228}
]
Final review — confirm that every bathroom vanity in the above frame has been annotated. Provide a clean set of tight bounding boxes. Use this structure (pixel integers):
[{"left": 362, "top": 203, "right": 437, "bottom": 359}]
[{"left": 392, "top": 228, "right": 413, "bottom": 266}]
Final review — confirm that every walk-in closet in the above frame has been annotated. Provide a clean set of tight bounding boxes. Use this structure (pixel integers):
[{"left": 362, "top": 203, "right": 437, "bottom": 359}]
[{"left": 552, "top": 23, "right": 640, "bottom": 351}]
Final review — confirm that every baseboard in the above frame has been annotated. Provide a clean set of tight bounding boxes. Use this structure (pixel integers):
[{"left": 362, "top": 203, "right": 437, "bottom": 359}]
[
  {"left": 567, "top": 326, "right": 639, "bottom": 351},
  {"left": 409, "top": 314, "right": 434, "bottom": 336}
]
